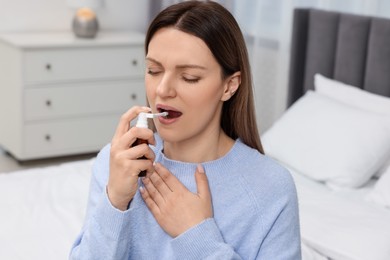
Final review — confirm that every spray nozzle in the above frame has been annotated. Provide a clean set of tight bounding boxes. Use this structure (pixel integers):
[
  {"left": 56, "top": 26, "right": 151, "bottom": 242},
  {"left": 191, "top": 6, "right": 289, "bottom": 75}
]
[
  {"left": 136, "top": 112, "right": 168, "bottom": 128},
  {"left": 144, "top": 112, "right": 168, "bottom": 118}
]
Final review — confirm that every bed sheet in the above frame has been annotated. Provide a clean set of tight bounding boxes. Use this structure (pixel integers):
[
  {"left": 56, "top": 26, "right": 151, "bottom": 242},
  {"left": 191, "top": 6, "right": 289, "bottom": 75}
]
[
  {"left": 289, "top": 166, "right": 390, "bottom": 260},
  {"left": 2, "top": 157, "right": 389, "bottom": 260},
  {"left": 301, "top": 242, "right": 330, "bottom": 260},
  {"left": 0, "top": 159, "right": 94, "bottom": 260}
]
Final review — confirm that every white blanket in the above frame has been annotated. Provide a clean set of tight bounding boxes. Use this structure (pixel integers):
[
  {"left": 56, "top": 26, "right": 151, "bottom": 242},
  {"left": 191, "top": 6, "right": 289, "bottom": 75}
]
[
  {"left": 0, "top": 159, "right": 93, "bottom": 260},
  {"left": 291, "top": 168, "right": 390, "bottom": 260},
  {"left": 2, "top": 158, "right": 389, "bottom": 260}
]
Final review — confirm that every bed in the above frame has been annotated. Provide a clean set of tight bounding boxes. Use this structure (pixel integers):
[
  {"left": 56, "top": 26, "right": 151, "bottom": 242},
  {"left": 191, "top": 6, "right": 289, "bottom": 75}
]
[
  {"left": 262, "top": 8, "right": 390, "bottom": 260},
  {"left": 1, "top": 8, "right": 390, "bottom": 260},
  {"left": 0, "top": 159, "right": 94, "bottom": 260}
]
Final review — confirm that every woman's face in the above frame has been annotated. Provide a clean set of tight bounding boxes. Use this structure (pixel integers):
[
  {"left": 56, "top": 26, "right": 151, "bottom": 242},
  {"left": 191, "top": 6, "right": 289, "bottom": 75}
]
[{"left": 145, "top": 27, "right": 231, "bottom": 144}]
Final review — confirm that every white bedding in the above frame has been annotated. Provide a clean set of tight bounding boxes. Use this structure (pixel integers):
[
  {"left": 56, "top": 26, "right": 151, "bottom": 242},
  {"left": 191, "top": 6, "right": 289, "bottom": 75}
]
[
  {"left": 290, "top": 166, "right": 390, "bottom": 260},
  {"left": 0, "top": 159, "right": 94, "bottom": 260},
  {"left": 261, "top": 78, "right": 390, "bottom": 259},
  {"left": 1, "top": 158, "right": 389, "bottom": 260}
]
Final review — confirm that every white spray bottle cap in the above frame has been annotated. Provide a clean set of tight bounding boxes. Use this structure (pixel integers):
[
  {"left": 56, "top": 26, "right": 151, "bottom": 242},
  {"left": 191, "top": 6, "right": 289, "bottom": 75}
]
[
  {"left": 136, "top": 112, "right": 168, "bottom": 129},
  {"left": 136, "top": 112, "right": 149, "bottom": 129}
]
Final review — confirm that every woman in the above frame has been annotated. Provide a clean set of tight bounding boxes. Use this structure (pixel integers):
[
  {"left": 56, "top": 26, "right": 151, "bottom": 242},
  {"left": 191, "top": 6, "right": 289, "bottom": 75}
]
[{"left": 70, "top": 1, "right": 301, "bottom": 259}]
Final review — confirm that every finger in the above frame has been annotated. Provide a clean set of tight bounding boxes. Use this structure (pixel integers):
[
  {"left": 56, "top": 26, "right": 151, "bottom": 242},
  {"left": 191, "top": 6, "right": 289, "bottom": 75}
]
[
  {"left": 134, "top": 159, "right": 155, "bottom": 176},
  {"left": 118, "top": 127, "right": 156, "bottom": 149},
  {"left": 116, "top": 133, "right": 156, "bottom": 161},
  {"left": 149, "top": 171, "right": 173, "bottom": 196},
  {"left": 122, "top": 158, "right": 155, "bottom": 177},
  {"left": 112, "top": 106, "right": 151, "bottom": 141},
  {"left": 111, "top": 148, "right": 155, "bottom": 173},
  {"left": 140, "top": 186, "right": 161, "bottom": 216},
  {"left": 130, "top": 143, "right": 156, "bottom": 161},
  {"left": 195, "top": 164, "right": 211, "bottom": 200},
  {"left": 142, "top": 176, "right": 166, "bottom": 206},
  {"left": 154, "top": 163, "right": 185, "bottom": 192}
]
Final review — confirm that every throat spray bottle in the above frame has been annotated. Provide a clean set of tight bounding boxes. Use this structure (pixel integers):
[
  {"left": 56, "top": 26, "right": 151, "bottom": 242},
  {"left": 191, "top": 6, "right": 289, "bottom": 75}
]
[{"left": 133, "top": 111, "right": 168, "bottom": 177}]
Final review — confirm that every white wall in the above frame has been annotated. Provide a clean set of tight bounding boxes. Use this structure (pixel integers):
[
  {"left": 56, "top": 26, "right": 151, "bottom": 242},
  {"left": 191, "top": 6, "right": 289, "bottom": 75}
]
[
  {"left": 0, "top": 0, "right": 150, "bottom": 33},
  {"left": 251, "top": 46, "right": 279, "bottom": 133}
]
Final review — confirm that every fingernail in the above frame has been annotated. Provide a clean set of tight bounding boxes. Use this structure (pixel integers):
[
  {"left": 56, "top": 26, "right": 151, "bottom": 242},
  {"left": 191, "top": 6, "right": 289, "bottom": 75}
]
[
  {"left": 197, "top": 164, "right": 204, "bottom": 173},
  {"left": 154, "top": 162, "right": 160, "bottom": 170},
  {"left": 139, "top": 186, "right": 144, "bottom": 193}
]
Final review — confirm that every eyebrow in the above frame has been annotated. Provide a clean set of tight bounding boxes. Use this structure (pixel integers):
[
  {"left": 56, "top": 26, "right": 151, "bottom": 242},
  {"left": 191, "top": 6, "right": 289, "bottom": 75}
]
[{"left": 146, "top": 57, "right": 207, "bottom": 70}]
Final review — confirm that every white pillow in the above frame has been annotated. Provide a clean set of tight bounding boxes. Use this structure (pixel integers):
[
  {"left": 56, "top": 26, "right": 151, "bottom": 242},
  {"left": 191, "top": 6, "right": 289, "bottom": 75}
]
[
  {"left": 262, "top": 91, "right": 390, "bottom": 188},
  {"left": 367, "top": 167, "right": 390, "bottom": 208},
  {"left": 315, "top": 73, "right": 390, "bottom": 177},
  {"left": 314, "top": 73, "right": 390, "bottom": 116}
]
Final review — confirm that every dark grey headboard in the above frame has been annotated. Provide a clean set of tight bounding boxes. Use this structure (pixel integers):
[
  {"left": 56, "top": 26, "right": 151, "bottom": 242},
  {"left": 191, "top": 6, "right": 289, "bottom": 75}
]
[{"left": 288, "top": 8, "right": 390, "bottom": 106}]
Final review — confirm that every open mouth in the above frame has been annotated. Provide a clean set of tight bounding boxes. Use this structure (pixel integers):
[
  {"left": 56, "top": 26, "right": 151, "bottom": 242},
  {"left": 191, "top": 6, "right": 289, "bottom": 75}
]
[{"left": 157, "top": 106, "right": 183, "bottom": 119}]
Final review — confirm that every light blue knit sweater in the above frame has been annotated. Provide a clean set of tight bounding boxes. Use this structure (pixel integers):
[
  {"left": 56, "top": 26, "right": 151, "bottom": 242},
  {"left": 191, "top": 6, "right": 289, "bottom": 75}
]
[{"left": 70, "top": 135, "right": 301, "bottom": 259}]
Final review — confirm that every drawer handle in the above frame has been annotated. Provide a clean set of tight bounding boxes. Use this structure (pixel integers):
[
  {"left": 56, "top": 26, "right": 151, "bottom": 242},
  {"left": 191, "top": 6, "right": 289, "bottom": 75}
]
[
  {"left": 45, "top": 100, "right": 52, "bottom": 107},
  {"left": 130, "top": 93, "right": 137, "bottom": 100},
  {"left": 131, "top": 59, "right": 138, "bottom": 66},
  {"left": 45, "top": 134, "right": 51, "bottom": 142},
  {"left": 46, "top": 63, "right": 52, "bottom": 71}
]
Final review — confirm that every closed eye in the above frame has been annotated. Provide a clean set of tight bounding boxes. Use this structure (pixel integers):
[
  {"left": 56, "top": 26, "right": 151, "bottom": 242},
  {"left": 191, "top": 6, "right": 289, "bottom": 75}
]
[
  {"left": 182, "top": 76, "right": 200, "bottom": 84},
  {"left": 183, "top": 78, "right": 199, "bottom": 83},
  {"left": 147, "top": 69, "right": 162, "bottom": 76}
]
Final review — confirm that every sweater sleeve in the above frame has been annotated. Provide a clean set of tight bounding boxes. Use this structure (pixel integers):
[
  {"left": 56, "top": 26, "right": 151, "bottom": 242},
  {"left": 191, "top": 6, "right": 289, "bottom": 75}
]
[
  {"left": 171, "top": 218, "right": 243, "bottom": 260},
  {"left": 69, "top": 144, "right": 134, "bottom": 260},
  {"left": 255, "top": 168, "right": 302, "bottom": 260}
]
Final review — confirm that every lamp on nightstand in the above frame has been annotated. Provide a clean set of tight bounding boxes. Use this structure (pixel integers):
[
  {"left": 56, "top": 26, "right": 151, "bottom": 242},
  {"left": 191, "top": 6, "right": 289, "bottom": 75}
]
[{"left": 67, "top": 0, "right": 104, "bottom": 38}]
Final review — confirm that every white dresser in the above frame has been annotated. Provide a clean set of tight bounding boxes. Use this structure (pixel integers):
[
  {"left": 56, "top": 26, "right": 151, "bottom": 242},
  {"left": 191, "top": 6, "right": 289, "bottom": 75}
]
[{"left": 0, "top": 31, "right": 146, "bottom": 160}]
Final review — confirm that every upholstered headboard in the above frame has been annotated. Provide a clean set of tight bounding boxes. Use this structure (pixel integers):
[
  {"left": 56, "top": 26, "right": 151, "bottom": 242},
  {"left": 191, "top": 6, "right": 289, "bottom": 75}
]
[{"left": 288, "top": 8, "right": 390, "bottom": 106}]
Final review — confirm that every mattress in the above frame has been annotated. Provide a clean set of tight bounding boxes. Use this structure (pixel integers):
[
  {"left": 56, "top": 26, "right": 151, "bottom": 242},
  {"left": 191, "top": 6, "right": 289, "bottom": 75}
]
[
  {"left": 290, "top": 166, "right": 390, "bottom": 260},
  {"left": 0, "top": 159, "right": 94, "bottom": 260}
]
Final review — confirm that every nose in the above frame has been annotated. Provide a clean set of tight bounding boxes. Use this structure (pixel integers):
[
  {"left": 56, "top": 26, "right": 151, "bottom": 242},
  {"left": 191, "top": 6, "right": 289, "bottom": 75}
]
[{"left": 156, "top": 72, "right": 176, "bottom": 98}]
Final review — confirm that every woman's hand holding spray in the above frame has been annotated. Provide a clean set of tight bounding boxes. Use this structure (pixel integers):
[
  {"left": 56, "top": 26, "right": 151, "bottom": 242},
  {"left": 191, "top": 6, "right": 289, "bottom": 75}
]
[{"left": 107, "top": 106, "right": 157, "bottom": 211}]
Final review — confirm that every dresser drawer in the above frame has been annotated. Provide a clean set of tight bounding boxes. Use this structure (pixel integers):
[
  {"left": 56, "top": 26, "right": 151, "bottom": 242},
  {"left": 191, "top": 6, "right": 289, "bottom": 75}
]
[
  {"left": 23, "top": 115, "right": 119, "bottom": 158},
  {"left": 23, "top": 46, "right": 145, "bottom": 85},
  {"left": 24, "top": 80, "right": 146, "bottom": 121}
]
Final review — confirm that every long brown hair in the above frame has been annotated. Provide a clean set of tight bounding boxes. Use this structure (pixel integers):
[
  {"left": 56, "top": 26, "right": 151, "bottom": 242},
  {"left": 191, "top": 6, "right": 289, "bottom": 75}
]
[{"left": 145, "top": 1, "right": 264, "bottom": 154}]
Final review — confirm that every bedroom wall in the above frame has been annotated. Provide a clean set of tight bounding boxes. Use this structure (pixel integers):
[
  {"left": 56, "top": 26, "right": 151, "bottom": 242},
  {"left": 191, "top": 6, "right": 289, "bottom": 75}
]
[
  {"left": 246, "top": 40, "right": 279, "bottom": 133},
  {"left": 0, "top": 0, "right": 150, "bottom": 33}
]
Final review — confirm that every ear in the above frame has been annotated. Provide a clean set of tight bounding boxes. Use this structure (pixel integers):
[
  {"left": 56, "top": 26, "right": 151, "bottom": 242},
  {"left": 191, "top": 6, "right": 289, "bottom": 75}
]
[{"left": 221, "top": 71, "right": 241, "bottom": 101}]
